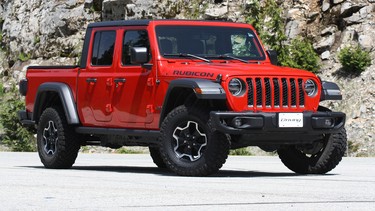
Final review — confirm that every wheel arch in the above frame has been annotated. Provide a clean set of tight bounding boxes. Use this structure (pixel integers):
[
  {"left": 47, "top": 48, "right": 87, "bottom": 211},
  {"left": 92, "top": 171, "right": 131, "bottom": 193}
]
[
  {"left": 159, "top": 78, "right": 226, "bottom": 127},
  {"left": 33, "top": 82, "right": 80, "bottom": 125}
]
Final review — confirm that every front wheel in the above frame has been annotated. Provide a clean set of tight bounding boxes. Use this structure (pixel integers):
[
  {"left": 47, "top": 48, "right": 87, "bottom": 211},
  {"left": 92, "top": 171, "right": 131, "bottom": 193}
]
[
  {"left": 149, "top": 146, "right": 167, "bottom": 169},
  {"left": 37, "top": 107, "right": 80, "bottom": 169},
  {"left": 159, "top": 105, "right": 230, "bottom": 176},
  {"left": 277, "top": 128, "right": 347, "bottom": 174}
]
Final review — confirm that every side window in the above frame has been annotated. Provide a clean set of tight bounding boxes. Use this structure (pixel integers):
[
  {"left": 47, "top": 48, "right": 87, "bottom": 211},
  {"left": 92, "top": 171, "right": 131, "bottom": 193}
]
[
  {"left": 122, "top": 30, "right": 150, "bottom": 65},
  {"left": 91, "top": 31, "right": 116, "bottom": 66}
]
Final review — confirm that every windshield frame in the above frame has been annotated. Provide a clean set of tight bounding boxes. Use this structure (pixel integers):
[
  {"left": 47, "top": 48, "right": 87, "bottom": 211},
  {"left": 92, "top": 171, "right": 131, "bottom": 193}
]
[{"left": 155, "top": 25, "right": 266, "bottom": 62}]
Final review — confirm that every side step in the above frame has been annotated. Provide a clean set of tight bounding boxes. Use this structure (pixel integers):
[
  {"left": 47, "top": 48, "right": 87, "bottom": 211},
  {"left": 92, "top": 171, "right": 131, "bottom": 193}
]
[
  {"left": 75, "top": 127, "right": 160, "bottom": 137},
  {"left": 76, "top": 127, "right": 160, "bottom": 146}
]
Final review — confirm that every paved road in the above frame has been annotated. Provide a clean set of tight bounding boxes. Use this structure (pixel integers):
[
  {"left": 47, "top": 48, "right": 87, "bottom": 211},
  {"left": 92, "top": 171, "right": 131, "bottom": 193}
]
[{"left": 0, "top": 152, "right": 374, "bottom": 210}]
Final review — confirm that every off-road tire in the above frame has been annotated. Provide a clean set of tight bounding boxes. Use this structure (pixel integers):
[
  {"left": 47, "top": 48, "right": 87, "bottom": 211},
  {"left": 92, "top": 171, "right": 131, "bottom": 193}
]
[
  {"left": 159, "top": 105, "right": 230, "bottom": 176},
  {"left": 149, "top": 146, "right": 167, "bottom": 168},
  {"left": 37, "top": 107, "right": 80, "bottom": 169},
  {"left": 277, "top": 127, "right": 347, "bottom": 174}
]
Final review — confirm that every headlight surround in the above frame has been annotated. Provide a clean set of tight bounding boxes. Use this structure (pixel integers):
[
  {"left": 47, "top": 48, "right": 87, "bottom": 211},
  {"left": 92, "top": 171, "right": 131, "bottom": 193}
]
[
  {"left": 228, "top": 78, "right": 245, "bottom": 96},
  {"left": 304, "top": 79, "right": 317, "bottom": 97}
]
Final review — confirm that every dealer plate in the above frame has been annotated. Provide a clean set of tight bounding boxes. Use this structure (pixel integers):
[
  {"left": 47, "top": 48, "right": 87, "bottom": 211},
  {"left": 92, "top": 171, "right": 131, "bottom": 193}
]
[{"left": 278, "top": 113, "right": 303, "bottom": 128}]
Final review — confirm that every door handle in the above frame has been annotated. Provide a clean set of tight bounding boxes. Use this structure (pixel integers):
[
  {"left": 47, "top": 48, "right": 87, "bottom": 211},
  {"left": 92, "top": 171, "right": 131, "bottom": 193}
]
[
  {"left": 86, "top": 78, "right": 97, "bottom": 83},
  {"left": 114, "top": 78, "right": 126, "bottom": 87},
  {"left": 114, "top": 78, "right": 126, "bottom": 83}
]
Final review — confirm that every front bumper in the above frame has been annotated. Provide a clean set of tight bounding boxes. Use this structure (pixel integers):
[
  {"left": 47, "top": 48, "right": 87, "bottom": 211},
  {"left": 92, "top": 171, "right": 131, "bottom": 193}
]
[
  {"left": 211, "top": 111, "right": 345, "bottom": 134},
  {"left": 210, "top": 111, "right": 345, "bottom": 145}
]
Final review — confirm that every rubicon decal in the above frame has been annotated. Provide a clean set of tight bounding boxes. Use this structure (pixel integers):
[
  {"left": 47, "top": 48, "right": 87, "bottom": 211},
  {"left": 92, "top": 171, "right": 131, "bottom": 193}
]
[{"left": 173, "top": 70, "right": 215, "bottom": 78}]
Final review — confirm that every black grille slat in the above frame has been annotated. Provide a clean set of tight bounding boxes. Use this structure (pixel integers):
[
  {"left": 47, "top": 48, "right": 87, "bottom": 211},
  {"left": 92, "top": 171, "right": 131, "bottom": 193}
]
[
  {"left": 298, "top": 79, "right": 304, "bottom": 106},
  {"left": 246, "top": 79, "right": 254, "bottom": 106},
  {"left": 265, "top": 78, "right": 271, "bottom": 106},
  {"left": 273, "top": 78, "right": 280, "bottom": 107},
  {"left": 256, "top": 78, "right": 263, "bottom": 107},
  {"left": 282, "top": 78, "right": 288, "bottom": 107},
  {"left": 290, "top": 78, "right": 297, "bottom": 106}
]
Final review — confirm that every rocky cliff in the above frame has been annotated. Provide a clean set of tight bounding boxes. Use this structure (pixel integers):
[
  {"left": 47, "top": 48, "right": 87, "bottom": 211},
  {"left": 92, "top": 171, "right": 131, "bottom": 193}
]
[{"left": 0, "top": 0, "right": 374, "bottom": 156}]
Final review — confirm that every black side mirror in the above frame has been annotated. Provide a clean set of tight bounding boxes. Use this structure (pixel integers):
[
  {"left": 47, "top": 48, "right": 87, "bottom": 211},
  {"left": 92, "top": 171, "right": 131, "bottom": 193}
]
[
  {"left": 130, "top": 47, "right": 148, "bottom": 64},
  {"left": 266, "top": 50, "right": 278, "bottom": 65}
]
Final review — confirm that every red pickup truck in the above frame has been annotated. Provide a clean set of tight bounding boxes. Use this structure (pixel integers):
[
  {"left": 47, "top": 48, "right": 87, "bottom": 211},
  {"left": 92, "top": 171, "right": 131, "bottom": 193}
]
[{"left": 19, "top": 20, "right": 346, "bottom": 176}]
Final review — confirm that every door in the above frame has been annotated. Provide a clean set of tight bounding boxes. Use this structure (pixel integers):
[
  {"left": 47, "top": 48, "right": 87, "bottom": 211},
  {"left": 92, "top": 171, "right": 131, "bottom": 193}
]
[
  {"left": 77, "top": 29, "right": 117, "bottom": 125},
  {"left": 112, "top": 28, "right": 155, "bottom": 127}
]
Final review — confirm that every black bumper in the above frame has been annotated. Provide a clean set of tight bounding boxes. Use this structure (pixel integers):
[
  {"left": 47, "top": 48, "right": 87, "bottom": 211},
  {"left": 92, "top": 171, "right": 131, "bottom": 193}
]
[
  {"left": 18, "top": 110, "right": 35, "bottom": 126},
  {"left": 210, "top": 111, "right": 345, "bottom": 145}
]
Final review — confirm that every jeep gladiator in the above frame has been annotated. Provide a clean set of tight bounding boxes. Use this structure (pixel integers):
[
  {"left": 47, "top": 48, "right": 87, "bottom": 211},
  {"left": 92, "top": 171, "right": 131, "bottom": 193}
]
[{"left": 19, "top": 20, "right": 347, "bottom": 176}]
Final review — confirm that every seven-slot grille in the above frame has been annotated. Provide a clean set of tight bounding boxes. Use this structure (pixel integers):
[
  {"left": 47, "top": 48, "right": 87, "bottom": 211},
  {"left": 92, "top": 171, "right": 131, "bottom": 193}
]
[{"left": 246, "top": 77, "right": 305, "bottom": 109}]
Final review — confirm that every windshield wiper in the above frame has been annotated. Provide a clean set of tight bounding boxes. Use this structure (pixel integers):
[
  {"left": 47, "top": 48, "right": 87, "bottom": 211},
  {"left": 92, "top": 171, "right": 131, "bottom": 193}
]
[
  {"left": 216, "top": 54, "right": 249, "bottom": 63},
  {"left": 163, "top": 53, "right": 211, "bottom": 63}
]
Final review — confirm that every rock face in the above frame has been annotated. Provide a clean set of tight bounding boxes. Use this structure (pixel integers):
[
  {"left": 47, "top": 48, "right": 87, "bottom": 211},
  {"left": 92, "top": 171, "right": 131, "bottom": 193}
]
[{"left": 0, "top": 0, "right": 374, "bottom": 156}]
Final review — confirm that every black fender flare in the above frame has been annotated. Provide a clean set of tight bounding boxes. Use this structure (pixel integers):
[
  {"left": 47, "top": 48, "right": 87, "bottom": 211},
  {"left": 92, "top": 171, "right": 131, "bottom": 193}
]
[
  {"left": 159, "top": 78, "right": 226, "bottom": 126},
  {"left": 320, "top": 81, "right": 342, "bottom": 101},
  {"left": 33, "top": 82, "right": 80, "bottom": 124}
]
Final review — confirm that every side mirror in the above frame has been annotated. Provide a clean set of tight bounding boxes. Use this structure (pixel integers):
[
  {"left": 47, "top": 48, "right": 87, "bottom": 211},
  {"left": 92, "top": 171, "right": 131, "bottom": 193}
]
[
  {"left": 130, "top": 47, "right": 148, "bottom": 64},
  {"left": 267, "top": 50, "right": 278, "bottom": 65}
]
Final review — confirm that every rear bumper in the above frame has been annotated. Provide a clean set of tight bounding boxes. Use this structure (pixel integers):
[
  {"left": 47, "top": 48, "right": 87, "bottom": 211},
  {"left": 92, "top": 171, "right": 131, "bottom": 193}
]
[
  {"left": 210, "top": 110, "right": 345, "bottom": 145},
  {"left": 18, "top": 110, "right": 35, "bottom": 126}
]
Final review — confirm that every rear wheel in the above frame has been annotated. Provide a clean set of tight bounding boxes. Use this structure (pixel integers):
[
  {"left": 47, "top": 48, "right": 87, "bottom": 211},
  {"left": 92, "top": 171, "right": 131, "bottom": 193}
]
[
  {"left": 159, "top": 105, "right": 230, "bottom": 176},
  {"left": 37, "top": 107, "right": 80, "bottom": 169},
  {"left": 277, "top": 128, "right": 347, "bottom": 174}
]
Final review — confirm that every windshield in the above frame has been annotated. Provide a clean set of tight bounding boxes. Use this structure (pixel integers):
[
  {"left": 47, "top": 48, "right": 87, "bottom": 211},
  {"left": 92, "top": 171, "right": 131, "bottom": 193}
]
[{"left": 156, "top": 25, "right": 265, "bottom": 61}]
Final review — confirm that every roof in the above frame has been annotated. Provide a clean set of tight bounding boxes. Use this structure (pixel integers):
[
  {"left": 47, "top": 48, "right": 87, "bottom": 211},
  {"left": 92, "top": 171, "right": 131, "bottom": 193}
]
[
  {"left": 87, "top": 20, "right": 151, "bottom": 28},
  {"left": 87, "top": 19, "right": 243, "bottom": 28}
]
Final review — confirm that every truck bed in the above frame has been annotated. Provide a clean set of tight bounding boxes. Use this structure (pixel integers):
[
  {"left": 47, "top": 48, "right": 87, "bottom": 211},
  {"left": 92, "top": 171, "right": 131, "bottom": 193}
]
[{"left": 25, "top": 65, "right": 80, "bottom": 114}]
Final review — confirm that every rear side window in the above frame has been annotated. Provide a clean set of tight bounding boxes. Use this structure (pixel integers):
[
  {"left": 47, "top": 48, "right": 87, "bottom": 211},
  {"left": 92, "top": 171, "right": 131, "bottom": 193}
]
[{"left": 91, "top": 31, "right": 116, "bottom": 66}]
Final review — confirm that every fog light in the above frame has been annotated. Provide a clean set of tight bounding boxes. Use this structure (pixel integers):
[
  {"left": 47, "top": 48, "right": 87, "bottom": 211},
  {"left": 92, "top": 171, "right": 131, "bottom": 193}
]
[
  {"left": 325, "top": 118, "right": 334, "bottom": 127},
  {"left": 232, "top": 118, "right": 242, "bottom": 128}
]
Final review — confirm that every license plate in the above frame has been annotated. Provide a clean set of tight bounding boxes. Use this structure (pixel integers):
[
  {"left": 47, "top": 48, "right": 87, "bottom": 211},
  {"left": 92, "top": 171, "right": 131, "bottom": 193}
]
[{"left": 279, "top": 113, "right": 303, "bottom": 128}]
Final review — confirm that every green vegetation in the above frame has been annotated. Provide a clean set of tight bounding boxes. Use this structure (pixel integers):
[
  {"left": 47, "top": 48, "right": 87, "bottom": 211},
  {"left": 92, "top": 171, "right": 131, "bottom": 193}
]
[
  {"left": 282, "top": 37, "right": 321, "bottom": 73},
  {"left": 0, "top": 85, "right": 36, "bottom": 152},
  {"left": 33, "top": 36, "right": 40, "bottom": 45},
  {"left": 18, "top": 52, "right": 31, "bottom": 62},
  {"left": 89, "top": 5, "right": 96, "bottom": 13},
  {"left": 229, "top": 148, "right": 253, "bottom": 156},
  {"left": 116, "top": 147, "right": 146, "bottom": 154},
  {"left": 0, "top": 32, "right": 4, "bottom": 51},
  {"left": 245, "top": 0, "right": 320, "bottom": 73},
  {"left": 183, "top": 0, "right": 208, "bottom": 19},
  {"left": 347, "top": 140, "right": 360, "bottom": 156},
  {"left": 338, "top": 45, "right": 371, "bottom": 75},
  {"left": 0, "top": 82, "right": 3, "bottom": 97}
]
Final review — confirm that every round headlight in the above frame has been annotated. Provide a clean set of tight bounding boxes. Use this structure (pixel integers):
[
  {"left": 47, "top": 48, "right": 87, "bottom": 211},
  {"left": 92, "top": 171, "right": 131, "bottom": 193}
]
[
  {"left": 228, "top": 78, "right": 244, "bottom": 96},
  {"left": 304, "top": 79, "right": 317, "bottom": 97}
]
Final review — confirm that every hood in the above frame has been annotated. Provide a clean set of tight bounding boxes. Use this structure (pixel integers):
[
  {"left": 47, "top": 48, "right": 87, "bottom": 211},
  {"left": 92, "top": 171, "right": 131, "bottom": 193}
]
[{"left": 160, "top": 61, "right": 317, "bottom": 81}]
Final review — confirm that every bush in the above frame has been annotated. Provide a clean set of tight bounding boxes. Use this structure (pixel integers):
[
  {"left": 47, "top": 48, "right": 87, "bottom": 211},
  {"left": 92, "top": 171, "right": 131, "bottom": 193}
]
[
  {"left": 0, "top": 85, "right": 36, "bottom": 152},
  {"left": 338, "top": 46, "right": 371, "bottom": 74},
  {"left": 229, "top": 147, "right": 253, "bottom": 156},
  {"left": 282, "top": 37, "right": 321, "bottom": 73}
]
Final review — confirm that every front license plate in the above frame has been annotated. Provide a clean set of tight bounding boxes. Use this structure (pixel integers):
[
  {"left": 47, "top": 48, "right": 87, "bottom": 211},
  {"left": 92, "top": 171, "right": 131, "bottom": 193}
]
[{"left": 279, "top": 113, "right": 303, "bottom": 128}]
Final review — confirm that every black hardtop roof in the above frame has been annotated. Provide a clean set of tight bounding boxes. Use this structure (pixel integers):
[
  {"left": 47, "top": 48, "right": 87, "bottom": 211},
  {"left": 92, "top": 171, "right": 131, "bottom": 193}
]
[
  {"left": 87, "top": 19, "right": 237, "bottom": 28},
  {"left": 88, "top": 20, "right": 150, "bottom": 28}
]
